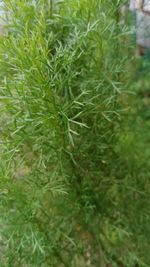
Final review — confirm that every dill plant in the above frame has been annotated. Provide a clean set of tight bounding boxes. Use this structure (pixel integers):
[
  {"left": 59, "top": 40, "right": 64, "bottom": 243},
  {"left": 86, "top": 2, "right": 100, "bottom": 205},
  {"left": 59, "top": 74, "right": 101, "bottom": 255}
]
[{"left": 0, "top": 0, "right": 149, "bottom": 266}]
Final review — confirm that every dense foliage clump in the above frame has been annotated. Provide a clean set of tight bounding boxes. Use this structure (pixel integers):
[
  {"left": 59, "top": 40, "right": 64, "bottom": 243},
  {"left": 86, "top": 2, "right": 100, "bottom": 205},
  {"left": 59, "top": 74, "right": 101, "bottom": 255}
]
[{"left": 0, "top": 0, "right": 149, "bottom": 266}]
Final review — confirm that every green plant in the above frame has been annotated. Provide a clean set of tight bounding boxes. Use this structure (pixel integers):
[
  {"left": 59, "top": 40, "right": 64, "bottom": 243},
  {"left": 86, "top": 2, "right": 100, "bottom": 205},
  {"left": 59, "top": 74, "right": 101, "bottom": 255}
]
[{"left": 0, "top": 0, "right": 149, "bottom": 266}]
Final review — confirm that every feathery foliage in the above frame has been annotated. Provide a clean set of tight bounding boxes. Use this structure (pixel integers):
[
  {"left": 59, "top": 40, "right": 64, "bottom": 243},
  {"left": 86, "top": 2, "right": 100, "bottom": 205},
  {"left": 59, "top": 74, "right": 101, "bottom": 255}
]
[{"left": 0, "top": 0, "right": 149, "bottom": 266}]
